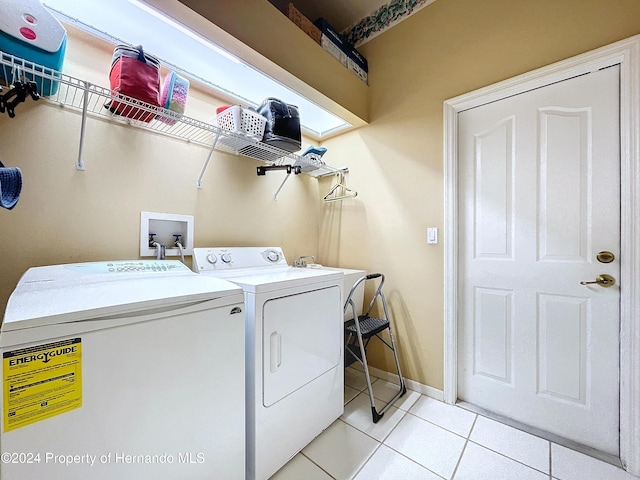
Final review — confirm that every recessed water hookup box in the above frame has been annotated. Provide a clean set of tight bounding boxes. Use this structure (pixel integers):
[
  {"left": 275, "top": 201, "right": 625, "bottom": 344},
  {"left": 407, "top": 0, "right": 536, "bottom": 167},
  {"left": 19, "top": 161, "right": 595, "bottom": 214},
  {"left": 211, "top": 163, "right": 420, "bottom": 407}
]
[{"left": 140, "top": 211, "right": 194, "bottom": 257}]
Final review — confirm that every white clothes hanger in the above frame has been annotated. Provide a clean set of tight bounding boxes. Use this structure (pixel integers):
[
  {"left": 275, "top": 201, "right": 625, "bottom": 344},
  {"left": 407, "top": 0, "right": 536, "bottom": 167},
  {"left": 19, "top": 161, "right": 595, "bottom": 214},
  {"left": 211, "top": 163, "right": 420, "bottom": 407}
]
[{"left": 323, "top": 171, "right": 358, "bottom": 202}]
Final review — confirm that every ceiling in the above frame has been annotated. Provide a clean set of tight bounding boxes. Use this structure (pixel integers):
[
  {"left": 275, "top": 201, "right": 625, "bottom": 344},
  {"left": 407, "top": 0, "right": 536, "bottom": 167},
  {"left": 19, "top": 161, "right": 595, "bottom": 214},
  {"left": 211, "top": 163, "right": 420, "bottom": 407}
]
[{"left": 268, "top": 0, "right": 390, "bottom": 33}]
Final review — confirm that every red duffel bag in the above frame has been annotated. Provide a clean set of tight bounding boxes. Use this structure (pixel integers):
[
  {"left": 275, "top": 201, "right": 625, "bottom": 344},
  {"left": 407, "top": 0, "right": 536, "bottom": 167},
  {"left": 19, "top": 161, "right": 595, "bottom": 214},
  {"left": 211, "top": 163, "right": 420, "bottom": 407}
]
[{"left": 106, "top": 44, "right": 160, "bottom": 122}]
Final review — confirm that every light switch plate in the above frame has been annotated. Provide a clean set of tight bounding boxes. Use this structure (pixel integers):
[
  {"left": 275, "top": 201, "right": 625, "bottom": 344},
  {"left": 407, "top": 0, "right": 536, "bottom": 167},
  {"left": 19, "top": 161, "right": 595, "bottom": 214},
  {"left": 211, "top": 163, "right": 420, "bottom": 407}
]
[{"left": 427, "top": 227, "right": 438, "bottom": 245}]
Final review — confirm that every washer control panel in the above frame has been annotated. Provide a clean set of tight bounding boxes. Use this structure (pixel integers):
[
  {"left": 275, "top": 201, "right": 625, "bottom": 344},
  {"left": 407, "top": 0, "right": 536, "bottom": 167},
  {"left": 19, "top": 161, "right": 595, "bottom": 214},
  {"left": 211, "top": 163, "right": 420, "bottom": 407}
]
[
  {"left": 262, "top": 249, "right": 282, "bottom": 263},
  {"left": 64, "top": 260, "right": 190, "bottom": 275},
  {"left": 192, "top": 247, "right": 287, "bottom": 272}
]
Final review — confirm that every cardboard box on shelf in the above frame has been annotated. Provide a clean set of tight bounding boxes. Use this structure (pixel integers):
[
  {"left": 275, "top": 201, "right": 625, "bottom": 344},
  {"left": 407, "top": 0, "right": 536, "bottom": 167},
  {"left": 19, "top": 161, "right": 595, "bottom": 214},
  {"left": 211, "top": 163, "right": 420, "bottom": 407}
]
[
  {"left": 314, "top": 17, "right": 368, "bottom": 83},
  {"left": 347, "top": 47, "right": 368, "bottom": 83},
  {"left": 287, "top": 4, "right": 321, "bottom": 44},
  {"left": 314, "top": 17, "right": 348, "bottom": 66},
  {"left": 347, "top": 56, "right": 368, "bottom": 84}
]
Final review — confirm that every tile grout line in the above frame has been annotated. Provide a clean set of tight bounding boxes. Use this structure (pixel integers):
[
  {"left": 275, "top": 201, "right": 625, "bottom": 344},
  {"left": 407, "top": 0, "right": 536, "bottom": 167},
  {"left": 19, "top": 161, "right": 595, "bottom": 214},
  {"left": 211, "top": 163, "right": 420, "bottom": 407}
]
[
  {"left": 449, "top": 413, "right": 478, "bottom": 479},
  {"left": 346, "top": 441, "right": 383, "bottom": 480},
  {"left": 401, "top": 409, "right": 472, "bottom": 440},
  {"left": 378, "top": 406, "right": 471, "bottom": 479},
  {"left": 344, "top": 391, "right": 549, "bottom": 479},
  {"left": 298, "top": 381, "right": 387, "bottom": 480},
  {"left": 351, "top": 396, "right": 447, "bottom": 479},
  {"left": 457, "top": 401, "right": 625, "bottom": 470},
  {"left": 378, "top": 442, "right": 448, "bottom": 479},
  {"left": 332, "top": 418, "right": 383, "bottom": 480},
  {"left": 277, "top": 376, "right": 383, "bottom": 480},
  {"left": 547, "top": 440, "right": 553, "bottom": 480},
  {"left": 300, "top": 450, "right": 338, "bottom": 480},
  {"left": 377, "top": 398, "right": 551, "bottom": 476},
  {"left": 346, "top": 370, "right": 423, "bottom": 409},
  {"left": 350, "top": 403, "right": 550, "bottom": 480},
  {"left": 344, "top": 382, "right": 624, "bottom": 480},
  {"left": 346, "top": 391, "right": 419, "bottom": 418},
  {"left": 452, "top": 407, "right": 554, "bottom": 476},
  {"left": 464, "top": 438, "right": 552, "bottom": 477},
  {"left": 346, "top": 380, "right": 553, "bottom": 478},
  {"left": 340, "top": 399, "right": 405, "bottom": 446}
]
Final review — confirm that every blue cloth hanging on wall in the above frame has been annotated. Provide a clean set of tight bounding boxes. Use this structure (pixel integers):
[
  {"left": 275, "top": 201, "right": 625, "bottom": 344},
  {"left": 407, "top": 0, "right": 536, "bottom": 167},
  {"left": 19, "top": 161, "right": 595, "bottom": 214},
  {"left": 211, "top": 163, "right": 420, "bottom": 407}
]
[{"left": 0, "top": 160, "right": 22, "bottom": 209}]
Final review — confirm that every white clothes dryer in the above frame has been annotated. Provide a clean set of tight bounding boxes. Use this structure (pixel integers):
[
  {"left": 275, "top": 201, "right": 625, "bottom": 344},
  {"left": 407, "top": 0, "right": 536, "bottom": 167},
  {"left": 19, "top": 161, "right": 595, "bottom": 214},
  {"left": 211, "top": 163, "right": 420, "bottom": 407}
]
[
  {"left": 1, "top": 260, "right": 246, "bottom": 480},
  {"left": 192, "top": 247, "right": 344, "bottom": 480}
]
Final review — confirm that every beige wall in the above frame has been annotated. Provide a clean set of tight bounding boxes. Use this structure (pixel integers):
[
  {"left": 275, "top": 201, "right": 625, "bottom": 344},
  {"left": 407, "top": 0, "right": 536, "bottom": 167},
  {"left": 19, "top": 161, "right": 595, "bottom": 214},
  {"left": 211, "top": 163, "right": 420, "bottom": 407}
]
[
  {"left": 0, "top": 26, "right": 322, "bottom": 312},
  {"left": 319, "top": 0, "right": 640, "bottom": 389},
  {"left": 2, "top": 0, "right": 640, "bottom": 393}
]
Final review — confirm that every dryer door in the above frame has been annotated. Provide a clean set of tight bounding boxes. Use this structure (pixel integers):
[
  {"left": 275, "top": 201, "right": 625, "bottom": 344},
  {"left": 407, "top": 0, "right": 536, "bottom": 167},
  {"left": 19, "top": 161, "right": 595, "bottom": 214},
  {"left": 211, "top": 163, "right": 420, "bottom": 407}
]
[{"left": 262, "top": 286, "right": 341, "bottom": 407}]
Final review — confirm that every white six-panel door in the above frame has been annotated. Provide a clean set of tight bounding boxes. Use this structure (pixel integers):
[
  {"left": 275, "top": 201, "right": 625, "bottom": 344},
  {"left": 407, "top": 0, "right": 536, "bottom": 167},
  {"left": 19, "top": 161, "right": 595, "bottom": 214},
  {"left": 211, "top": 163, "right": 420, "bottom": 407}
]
[{"left": 457, "top": 65, "right": 621, "bottom": 454}]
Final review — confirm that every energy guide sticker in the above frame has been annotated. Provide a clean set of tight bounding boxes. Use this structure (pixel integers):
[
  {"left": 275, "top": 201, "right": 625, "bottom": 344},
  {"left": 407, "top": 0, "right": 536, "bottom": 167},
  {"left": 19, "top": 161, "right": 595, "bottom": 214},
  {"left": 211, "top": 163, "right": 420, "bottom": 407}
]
[{"left": 3, "top": 338, "right": 82, "bottom": 432}]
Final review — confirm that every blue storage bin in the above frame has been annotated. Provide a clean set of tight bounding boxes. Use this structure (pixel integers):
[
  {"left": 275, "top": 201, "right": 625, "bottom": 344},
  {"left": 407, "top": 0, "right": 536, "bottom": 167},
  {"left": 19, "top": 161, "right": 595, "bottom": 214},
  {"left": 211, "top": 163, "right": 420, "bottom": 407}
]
[{"left": 0, "top": 0, "right": 67, "bottom": 96}]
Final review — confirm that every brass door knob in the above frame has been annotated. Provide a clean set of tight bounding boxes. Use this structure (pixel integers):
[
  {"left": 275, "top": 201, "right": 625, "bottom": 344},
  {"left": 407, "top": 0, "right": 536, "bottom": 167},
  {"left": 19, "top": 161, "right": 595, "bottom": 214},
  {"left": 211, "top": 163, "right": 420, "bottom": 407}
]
[
  {"left": 596, "top": 251, "right": 615, "bottom": 263},
  {"left": 580, "top": 274, "right": 616, "bottom": 288}
]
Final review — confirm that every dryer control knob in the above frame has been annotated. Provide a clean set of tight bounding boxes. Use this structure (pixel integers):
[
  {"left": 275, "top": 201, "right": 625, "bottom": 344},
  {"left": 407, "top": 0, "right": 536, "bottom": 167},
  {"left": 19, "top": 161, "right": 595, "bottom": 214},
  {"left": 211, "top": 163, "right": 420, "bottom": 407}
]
[
  {"left": 266, "top": 250, "right": 280, "bottom": 262},
  {"left": 206, "top": 254, "right": 218, "bottom": 264},
  {"left": 221, "top": 253, "right": 232, "bottom": 263}
]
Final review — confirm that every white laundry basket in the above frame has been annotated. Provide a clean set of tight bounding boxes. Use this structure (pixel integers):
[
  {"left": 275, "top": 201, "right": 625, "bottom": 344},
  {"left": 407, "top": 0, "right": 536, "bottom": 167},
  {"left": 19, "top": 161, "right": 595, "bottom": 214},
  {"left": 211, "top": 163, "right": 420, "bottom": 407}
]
[{"left": 215, "top": 105, "right": 266, "bottom": 141}]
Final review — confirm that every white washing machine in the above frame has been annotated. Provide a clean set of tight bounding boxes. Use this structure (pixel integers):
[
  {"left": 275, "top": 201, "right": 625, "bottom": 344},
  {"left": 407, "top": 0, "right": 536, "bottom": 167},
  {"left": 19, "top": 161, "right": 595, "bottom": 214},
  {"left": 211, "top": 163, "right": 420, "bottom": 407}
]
[
  {"left": 1, "top": 260, "right": 246, "bottom": 480},
  {"left": 192, "top": 247, "right": 344, "bottom": 480}
]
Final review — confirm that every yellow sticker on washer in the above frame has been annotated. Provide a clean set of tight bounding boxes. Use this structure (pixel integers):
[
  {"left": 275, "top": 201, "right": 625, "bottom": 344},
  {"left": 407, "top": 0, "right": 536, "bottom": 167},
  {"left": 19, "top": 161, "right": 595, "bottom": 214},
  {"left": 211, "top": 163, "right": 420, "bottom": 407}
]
[{"left": 3, "top": 338, "right": 82, "bottom": 432}]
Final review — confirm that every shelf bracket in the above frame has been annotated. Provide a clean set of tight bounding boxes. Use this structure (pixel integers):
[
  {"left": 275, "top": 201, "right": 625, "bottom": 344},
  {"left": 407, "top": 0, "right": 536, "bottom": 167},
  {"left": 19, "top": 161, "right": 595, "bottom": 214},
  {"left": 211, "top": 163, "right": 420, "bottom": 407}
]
[
  {"left": 75, "top": 81, "right": 90, "bottom": 171},
  {"left": 256, "top": 165, "right": 302, "bottom": 201},
  {"left": 196, "top": 131, "right": 221, "bottom": 188},
  {"left": 256, "top": 165, "right": 301, "bottom": 176},
  {"left": 272, "top": 173, "right": 292, "bottom": 201}
]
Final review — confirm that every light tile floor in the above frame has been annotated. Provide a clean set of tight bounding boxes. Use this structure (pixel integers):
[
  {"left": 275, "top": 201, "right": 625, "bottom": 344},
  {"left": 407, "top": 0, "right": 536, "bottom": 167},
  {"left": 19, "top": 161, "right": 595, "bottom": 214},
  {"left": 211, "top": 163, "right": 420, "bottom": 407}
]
[{"left": 271, "top": 367, "right": 639, "bottom": 480}]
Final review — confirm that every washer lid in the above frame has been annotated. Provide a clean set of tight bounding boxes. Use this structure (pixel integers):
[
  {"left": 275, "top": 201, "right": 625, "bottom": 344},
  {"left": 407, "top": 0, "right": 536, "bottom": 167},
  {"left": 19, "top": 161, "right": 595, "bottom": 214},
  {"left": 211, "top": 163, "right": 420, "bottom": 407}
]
[{"left": 1, "top": 260, "right": 243, "bottom": 331}]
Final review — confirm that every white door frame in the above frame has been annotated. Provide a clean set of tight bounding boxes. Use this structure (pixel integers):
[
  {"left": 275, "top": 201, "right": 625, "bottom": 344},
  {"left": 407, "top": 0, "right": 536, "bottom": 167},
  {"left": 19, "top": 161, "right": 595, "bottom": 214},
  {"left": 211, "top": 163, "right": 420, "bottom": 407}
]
[{"left": 443, "top": 35, "right": 640, "bottom": 474}]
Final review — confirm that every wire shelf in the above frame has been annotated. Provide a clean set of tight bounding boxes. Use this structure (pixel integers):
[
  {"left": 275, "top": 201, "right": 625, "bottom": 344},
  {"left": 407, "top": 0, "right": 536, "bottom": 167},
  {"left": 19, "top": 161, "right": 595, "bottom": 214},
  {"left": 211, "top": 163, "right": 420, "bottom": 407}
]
[
  {"left": 0, "top": 51, "right": 349, "bottom": 194},
  {"left": 1, "top": 52, "right": 334, "bottom": 176},
  {"left": 0, "top": 52, "right": 221, "bottom": 147}
]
